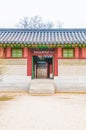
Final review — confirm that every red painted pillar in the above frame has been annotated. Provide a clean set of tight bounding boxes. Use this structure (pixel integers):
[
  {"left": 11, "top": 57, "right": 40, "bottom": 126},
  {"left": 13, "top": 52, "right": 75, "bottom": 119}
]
[
  {"left": 27, "top": 49, "right": 32, "bottom": 76},
  {"left": 23, "top": 48, "right": 28, "bottom": 58},
  {"left": 54, "top": 48, "right": 58, "bottom": 76},
  {"left": 6, "top": 48, "right": 11, "bottom": 58},
  {"left": 0, "top": 48, "right": 4, "bottom": 57},
  {"left": 57, "top": 48, "right": 62, "bottom": 58},
  {"left": 81, "top": 48, "right": 86, "bottom": 58},
  {"left": 74, "top": 47, "right": 79, "bottom": 58}
]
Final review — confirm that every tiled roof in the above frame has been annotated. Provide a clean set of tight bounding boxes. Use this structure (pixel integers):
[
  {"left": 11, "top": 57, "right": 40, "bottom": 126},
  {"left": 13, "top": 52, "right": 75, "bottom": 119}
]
[{"left": 0, "top": 28, "right": 86, "bottom": 44}]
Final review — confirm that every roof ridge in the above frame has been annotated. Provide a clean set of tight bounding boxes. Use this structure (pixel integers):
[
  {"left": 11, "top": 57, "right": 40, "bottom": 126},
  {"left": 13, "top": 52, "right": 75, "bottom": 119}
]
[{"left": 0, "top": 28, "right": 86, "bottom": 32}]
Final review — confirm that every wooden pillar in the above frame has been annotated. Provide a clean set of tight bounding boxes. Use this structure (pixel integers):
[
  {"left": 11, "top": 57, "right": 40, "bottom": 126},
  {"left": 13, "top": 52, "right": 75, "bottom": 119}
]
[
  {"left": 0, "top": 48, "right": 4, "bottom": 57},
  {"left": 6, "top": 48, "right": 11, "bottom": 58},
  {"left": 27, "top": 49, "right": 32, "bottom": 76},
  {"left": 50, "top": 64, "right": 52, "bottom": 73},
  {"left": 58, "top": 48, "right": 62, "bottom": 58},
  {"left": 74, "top": 47, "right": 79, "bottom": 58},
  {"left": 81, "top": 48, "right": 86, "bottom": 58},
  {"left": 54, "top": 48, "right": 58, "bottom": 76},
  {"left": 23, "top": 48, "right": 28, "bottom": 58}
]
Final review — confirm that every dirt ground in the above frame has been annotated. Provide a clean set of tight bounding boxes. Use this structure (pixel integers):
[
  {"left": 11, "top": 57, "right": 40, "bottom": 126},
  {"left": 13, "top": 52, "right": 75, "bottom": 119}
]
[{"left": 0, "top": 94, "right": 86, "bottom": 130}]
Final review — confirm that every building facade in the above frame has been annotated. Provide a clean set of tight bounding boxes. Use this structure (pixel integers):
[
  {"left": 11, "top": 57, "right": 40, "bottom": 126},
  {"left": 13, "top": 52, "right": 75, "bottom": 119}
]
[{"left": 0, "top": 28, "right": 86, "bottom": 91}]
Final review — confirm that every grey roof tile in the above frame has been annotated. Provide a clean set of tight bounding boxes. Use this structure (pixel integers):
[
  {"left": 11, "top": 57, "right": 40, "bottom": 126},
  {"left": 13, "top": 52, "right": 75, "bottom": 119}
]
[{"left": 0, "top": 28, "right": 86, "bottom": 44}]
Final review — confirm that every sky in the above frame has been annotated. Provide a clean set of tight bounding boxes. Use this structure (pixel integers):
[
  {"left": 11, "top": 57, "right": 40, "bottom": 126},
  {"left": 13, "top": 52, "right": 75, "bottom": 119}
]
[{"left": 0, "top": 0, "right": 86, "bottom": 28}]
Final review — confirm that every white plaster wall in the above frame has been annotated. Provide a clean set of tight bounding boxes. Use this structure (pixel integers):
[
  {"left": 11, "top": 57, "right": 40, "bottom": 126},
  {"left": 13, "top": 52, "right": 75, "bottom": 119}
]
[
  {"left": 54, "top": 59, "right": 86, "bottom": 92},
  {"left": 58, "top": 59, "right": 86, "bottom": 76},
  {"left": 0, "top": 59, "right": 31, "bottom": 91},
  {"left": 5, "top": 59, "right": 27, "bottom": 75},
  {"left": 6, "top": 65, "right": 27, "bottom": 75}
]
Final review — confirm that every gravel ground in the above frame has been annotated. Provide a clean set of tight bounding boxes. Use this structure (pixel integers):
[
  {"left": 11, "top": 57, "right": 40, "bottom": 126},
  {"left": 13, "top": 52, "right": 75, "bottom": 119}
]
[{"left": 0, "top": 94, "right": 86, "bottom": 130}]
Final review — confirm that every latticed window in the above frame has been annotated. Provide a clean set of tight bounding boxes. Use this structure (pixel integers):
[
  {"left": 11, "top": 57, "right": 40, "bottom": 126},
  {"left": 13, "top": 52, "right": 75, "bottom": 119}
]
[
  {"left": 12, "top": 49, "right": 22, "bottom": 58},
  {"left": 63, "top": 49, "right": 74, "bottom": 58}
]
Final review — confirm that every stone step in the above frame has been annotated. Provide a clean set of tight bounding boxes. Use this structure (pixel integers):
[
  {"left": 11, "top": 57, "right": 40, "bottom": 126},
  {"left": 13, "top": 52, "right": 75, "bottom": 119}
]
[{"left": 29, "top": 79, "right": 54, "bottom": 95}]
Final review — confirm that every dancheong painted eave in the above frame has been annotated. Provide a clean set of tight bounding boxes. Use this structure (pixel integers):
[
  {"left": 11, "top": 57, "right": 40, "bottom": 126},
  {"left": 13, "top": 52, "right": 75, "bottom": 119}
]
[{"left": 0, "top": 28, "right": 86, "bottom": 45}]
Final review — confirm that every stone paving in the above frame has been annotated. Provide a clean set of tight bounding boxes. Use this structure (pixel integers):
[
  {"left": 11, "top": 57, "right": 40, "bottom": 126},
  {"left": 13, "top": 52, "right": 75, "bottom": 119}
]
[{"left": 0, "top": 94, "right": 86, "bottom": 130}]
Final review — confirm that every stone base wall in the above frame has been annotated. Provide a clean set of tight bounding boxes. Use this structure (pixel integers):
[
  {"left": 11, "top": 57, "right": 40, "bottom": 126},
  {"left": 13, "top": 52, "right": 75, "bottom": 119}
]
[
  {"left": 54, "top": 76, "right": 86, "bottom": 92},
  {"left": 0, "top": 76, "right": 31, "bottom": 91}
]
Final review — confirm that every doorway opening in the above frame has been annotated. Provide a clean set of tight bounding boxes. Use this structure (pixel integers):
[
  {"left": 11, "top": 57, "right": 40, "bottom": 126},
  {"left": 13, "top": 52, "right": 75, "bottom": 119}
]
[{"left": 32, "top": 56, "right": 53, "bottom": 79}]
